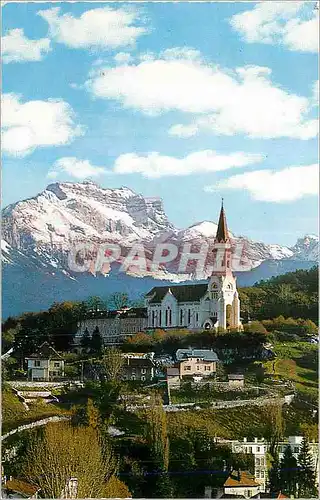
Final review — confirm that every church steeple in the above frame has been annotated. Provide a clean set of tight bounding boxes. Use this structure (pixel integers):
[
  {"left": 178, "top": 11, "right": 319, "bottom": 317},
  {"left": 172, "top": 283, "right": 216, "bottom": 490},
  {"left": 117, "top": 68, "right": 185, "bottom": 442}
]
[{"left": 215, "top": 199, "right": 229, "bottom": 243}]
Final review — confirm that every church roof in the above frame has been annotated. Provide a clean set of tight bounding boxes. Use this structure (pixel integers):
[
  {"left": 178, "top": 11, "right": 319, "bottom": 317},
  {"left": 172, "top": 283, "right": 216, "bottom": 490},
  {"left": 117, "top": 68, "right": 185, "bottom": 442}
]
[
  {"left": 146, "top": 283, "right": 208, "bottom": 304},
  {"left": 215, "top": 201, "right": 229, "bottom": 243}
]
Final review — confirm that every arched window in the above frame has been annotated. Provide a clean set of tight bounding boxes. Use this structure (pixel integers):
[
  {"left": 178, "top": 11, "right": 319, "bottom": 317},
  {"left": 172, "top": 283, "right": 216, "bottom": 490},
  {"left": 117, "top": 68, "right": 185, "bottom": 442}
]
[
  {"left": 213, "top": 292, "right": 218, "bottom": 299},
  {"left": 169, "top": 308, "right": 172, "bottom": 326},
  {"left": 165, "top": 309, "right": 168, "bottom": 326}
]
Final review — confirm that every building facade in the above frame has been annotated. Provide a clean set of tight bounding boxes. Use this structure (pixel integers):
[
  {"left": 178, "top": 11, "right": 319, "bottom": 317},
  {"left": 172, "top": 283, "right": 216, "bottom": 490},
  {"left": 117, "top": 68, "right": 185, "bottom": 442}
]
[
  {"left": 145, "top": 203, "right": 241, "bottom": 331},
  {"left": 25, "top": 342, "right": 64, "bottom": 381},
  {"left": 75, "top": 307, "right": 147, "bottom": 347},
  {"left": 175, "top": 348, "right": 218, "bottom": 379},
  {"left": 216, "top": 435, "right": 319, "bottom": 493},
  {"left": 122, "top": 356, "right": 155, "bottom": 382}
]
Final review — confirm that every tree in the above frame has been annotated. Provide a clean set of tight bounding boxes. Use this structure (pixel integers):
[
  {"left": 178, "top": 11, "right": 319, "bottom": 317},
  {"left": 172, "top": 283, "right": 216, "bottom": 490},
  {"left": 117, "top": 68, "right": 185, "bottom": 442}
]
[
  {"left": 297, "top": 436, "right": 317, "bottom": 498},
  {"left": 21, "top": 422, "right": 115, "bottom": 498},
  {"left": 265, "top": 401, "right": 285, "bottom": 459},
  {"left": 101, "top": 348, "right": 125, "bottom": 382},
  {"left": 268, "top": 453, "right": 281, "bottom": 495},
  {"left": 108, "top": 292, "right": 129, "bottom": 310},
  {"left": 280, "top": 445, "right": 298, "bottom": 497},
  {"left": 87, "top": 398, "right": 101, "bottom": 429},
  {"left": 103, "top": 475, "right": 131, "bottom": 498},
  {"left": 86, "top": 296, "right": 106, "bottom": 312},
  {"left": 91, "top": 326, "right": 103, "bottom": 354},
  {"left": 81, "top": 327, "right": 91, "bottom": 351},
  {"left": 145, "top": 393, "right": 169, "bottom": 472}
]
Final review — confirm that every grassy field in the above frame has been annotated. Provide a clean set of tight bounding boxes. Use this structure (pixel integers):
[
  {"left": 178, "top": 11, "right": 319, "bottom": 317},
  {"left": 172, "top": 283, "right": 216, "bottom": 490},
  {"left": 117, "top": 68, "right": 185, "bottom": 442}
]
[
  {"left": 2, "top": 386, "right": 70, "bottom": 433},
  {"left": 263, "top": 341, "right": 318, "bottom": 404}
]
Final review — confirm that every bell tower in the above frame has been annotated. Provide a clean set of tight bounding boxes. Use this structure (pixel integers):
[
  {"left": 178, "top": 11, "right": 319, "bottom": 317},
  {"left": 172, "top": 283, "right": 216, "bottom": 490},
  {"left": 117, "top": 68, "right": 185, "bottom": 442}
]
[{"left": 207, "top": 201, "right": 242, "bottom": 330}]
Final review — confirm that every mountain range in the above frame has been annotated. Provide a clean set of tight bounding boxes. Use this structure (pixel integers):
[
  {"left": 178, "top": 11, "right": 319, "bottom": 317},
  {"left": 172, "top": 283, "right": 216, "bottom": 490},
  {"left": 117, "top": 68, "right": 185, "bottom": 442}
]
[{"left": 2, "top": 181, "right": 318, "bottom": 318}]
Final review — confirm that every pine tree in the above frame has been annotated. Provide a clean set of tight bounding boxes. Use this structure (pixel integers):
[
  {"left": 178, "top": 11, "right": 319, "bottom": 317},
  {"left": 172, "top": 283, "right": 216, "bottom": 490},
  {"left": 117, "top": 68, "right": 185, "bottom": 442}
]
[
  {"left": 81, "top": 327, "right": 91, "bottom": 351},
  {"left": 268, "top": 454, "right": 281, "bottom": 495},
  {"left": 297, "top": 436, "right": 317, "bottom": 498},
  {"left": 280, "top": 445, "right": 298, "bottom": 497},
  {"left": 91, "top": 326, "right": 103, "bottom": 354}
]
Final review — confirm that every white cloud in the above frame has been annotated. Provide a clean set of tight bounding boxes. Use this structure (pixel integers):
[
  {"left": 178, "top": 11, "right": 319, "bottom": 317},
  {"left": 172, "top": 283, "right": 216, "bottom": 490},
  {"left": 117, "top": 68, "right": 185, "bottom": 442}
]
[
  {"left": 114, "top": 52, "right": 133, "bottom": 64},
  {"left": 168, "top": 123, "right": 199, "bottom": 138},
  {"left": 230, "top": 2, "right": 319, "bottom": 53},
  {"left": 2, "top": 28, "right": 51, "bottom": 63},
  {"left": 312, "top": 80, "right": 319, "bottom": 104},
  {"left": 208, "top": 164, "right": 318, "bottom": 202},
  {"left": 2, "top": 93, "right": 84, "bottom": 157},
  {"left": 86, "top": 53, "right": 318, "bottom": 140},
  {"left": 38, "top": 6, "right": 148, "bottom": 50},
  {"left": 48, "top": 157, "right": 107, "bottom": 180},
  {"left": 113, "top": 150, "right": 263, "bottom": 179}
]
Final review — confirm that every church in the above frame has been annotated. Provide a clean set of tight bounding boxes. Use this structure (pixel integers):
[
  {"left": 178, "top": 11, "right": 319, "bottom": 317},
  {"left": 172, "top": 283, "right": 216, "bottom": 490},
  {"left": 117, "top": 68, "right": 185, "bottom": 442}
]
[{"left": 145, "top": 203, "right": 242, "bottom": 331}]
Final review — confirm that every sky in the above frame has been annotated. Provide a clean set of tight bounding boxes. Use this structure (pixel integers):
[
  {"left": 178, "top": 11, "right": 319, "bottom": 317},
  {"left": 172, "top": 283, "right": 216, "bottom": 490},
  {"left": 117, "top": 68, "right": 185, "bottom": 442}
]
[{"left": 2, "top": 1, "right": 319, "bottom": 246}]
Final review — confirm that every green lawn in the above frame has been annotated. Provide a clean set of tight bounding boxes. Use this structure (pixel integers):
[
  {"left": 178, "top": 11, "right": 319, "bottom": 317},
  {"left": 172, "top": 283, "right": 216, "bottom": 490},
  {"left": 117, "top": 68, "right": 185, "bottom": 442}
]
[
  {"left": 263, "top": 341, "right": 318, "bottom": 404},
  {"left": 2, "top": 386, "right": 70, "bottom": 433}
]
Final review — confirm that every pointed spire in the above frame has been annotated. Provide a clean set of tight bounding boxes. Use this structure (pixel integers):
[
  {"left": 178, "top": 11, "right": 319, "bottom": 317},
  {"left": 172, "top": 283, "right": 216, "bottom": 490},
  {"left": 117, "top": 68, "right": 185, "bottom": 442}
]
[{"left": 215, "top": 199, "right": 229, "bottom": 243}]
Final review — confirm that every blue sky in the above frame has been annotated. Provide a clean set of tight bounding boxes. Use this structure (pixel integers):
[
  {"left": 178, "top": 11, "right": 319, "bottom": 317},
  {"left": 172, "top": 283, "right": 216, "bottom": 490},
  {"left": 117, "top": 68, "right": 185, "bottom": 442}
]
[{"left": 2, "top": 1, "right": 319, "bottom": 246}]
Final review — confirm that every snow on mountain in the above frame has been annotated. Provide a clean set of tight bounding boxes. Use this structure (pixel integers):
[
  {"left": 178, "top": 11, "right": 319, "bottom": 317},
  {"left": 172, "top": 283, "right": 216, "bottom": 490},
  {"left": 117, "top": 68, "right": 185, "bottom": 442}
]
[
  {"left": 2, "top": 181, "right": 318, "bottom": 281},
  {"left": 290, "top": 234, "right": 319, "bottom": 261},
  {"left": 2, "top": 181, "right": 174, "bottom": 253}
]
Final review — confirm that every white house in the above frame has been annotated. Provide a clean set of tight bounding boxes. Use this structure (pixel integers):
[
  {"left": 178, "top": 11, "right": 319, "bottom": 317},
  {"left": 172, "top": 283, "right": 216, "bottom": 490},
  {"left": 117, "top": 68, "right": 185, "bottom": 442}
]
[
  {"left": 25, "top": 342, "right": 64, "bottom": 381},
  {"left": 145, "top": 203, "right": 241, "bottom": 331},
  {"left": 223, "top": 470, "right": 261, "bottom": 498}
]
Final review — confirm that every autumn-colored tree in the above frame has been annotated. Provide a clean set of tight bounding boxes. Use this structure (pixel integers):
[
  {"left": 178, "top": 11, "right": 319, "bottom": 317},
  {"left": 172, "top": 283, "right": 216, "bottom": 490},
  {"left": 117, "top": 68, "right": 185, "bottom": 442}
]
[
  {"left": 103, "top": 475, "right": 131, "bottom": 498},
  {"left": 102, "top": 347, "right": 125, "bottom": 381},
  {"left": 145, "top": 392, "right": 169, "bottom": 472},
  {"left": 21, "top": 422, "right": 116, "bottom": 498}
]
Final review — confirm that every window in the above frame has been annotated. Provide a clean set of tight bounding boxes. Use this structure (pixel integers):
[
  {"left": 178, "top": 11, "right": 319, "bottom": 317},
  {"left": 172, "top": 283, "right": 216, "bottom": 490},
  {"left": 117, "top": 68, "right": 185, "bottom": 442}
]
[
  {"left": 54, "top": 362, "right": 60, "bottom": 368},
  {"left": 294, "top": 447, "right": 299, "bottom": 453},
  {"left": 169, "top": 308, "right": 172, "bottom": 326},
  {"left": 131, "top": 375, "right": 136, "bottom": 381},
  {"left": 260, "top": 471, "right": 264, "bottom": 478},
  {"left": 205, "top": 365, "right": 211, "bottom": 371},
  {"left": 256, "top": 446, "right": 260, "bottom": 452},
  {"left": 197, "top": 366, "right": 200, "bottom": 370},
  {"left": 165, "top": 310, "right": 168, "bottom": 327},
  {"left": 35, "top": 360, "right": 41, "bottom": 367},
  {"left": 247, "top": 491, "right": 252, "bottom": 498},
  {"left": 249, "top": 447, "right": 252, "bottom": 453},
  {"left": 159, "top": 310, "right": 162, "bottom": 326},
  {"left": 213, "top": 292, "right": 218, "bottom": 299},
  {"left": 184, "top": 365, "right": 191, "bottom": 371},
  {"left": 188, "top": 309, "right": 191, "bottom": 323},
  {"left": 141, "top": 376, "right": 146, "bottom": 382},
  {"left": 256, "top": 458, "right": 260, "bottom": 466},
  {"left": 256, "top": 471, "right": 260, "bottom": 478},
  {"left": 196, "top": 312, "right": 199, "bottom": 322},
  {"left": 180, "top": 309, "right": 183, "bottom": 325},
  {"left": 152, "top": 310, "right": 155, "bottom": 327}
]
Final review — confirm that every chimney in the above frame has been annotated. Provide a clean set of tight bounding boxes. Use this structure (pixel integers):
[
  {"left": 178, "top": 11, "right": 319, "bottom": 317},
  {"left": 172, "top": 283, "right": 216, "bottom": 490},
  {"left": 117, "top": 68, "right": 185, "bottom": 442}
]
[
  {"left": 243, "top": 437, "right": 247, "bottom": 443},
  {"left": 254, "top": 437, "right": 258, "bottom": 443}
]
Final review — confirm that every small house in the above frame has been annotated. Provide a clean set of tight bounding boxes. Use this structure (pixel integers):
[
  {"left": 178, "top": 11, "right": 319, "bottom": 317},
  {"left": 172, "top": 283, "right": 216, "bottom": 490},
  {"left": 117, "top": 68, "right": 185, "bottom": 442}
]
[
  {"left": 166, "top": 367, "right": 180, "bottom": 387},
  {"left": 122, "top": 357, "right": 154, "bottom": 382},
  {"left": 228, "top": 374, "right": 244, "bottom": 388},
  {"left": 175, "top": 348, "right": 219, "bottom": 379},
  {"left": 25, "top": 342, "right": 64, "bottom": 381},
  {"left": 223, "top": 470, "right": 260, "bottom": 498}
]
